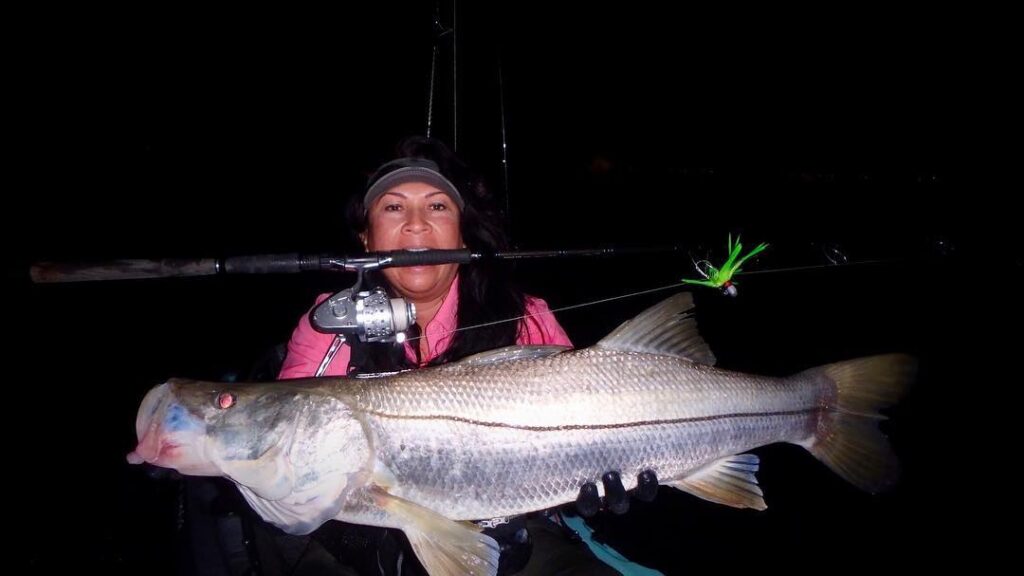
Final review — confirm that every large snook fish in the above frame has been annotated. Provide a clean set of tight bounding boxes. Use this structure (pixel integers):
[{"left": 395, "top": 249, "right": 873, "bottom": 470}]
[{"left": 127, "top": 293, "right": 914, "bottom": 576}]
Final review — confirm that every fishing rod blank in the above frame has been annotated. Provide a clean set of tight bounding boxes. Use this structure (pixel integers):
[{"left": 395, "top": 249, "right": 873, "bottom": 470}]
[{"left": 28, "top": 247, "right": 685, "bottom": 283}]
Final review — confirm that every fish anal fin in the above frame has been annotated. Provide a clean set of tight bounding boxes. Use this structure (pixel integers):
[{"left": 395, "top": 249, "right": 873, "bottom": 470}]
[{"left": 670, "top": 453, "right": 766, "bottom": 511}]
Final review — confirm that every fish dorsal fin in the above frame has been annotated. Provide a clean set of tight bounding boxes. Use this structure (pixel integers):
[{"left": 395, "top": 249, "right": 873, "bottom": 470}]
[
  {"left": 596, "top": 292, "right": 716, "bottom": 365},
  {"left": 454, "top": 345, "right": 570, "bottom": 367},
  {"left": 367, "top": 485, "right": 499, "bottom": 576},
  {"left": 670, "top": 453, "right": 766, "bottom": 510}
]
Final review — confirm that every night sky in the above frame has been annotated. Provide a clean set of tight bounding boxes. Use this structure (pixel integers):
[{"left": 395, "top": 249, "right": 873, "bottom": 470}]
[{"left": 7, "top": 4, "right": 1011, "bottom": 574}]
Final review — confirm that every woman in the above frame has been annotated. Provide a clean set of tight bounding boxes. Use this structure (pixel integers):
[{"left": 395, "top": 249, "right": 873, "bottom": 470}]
[
  {"left": 279, "top": 136, "right": 570, "bottom": 378},
  {"left": 276, "top": 136, "right": 622, "bottom": 575}
]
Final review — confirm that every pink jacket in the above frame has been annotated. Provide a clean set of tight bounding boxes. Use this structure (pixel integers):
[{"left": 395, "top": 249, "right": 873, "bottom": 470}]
[{"left": 278, "top": 279, "right": 572, "bottom": 379}]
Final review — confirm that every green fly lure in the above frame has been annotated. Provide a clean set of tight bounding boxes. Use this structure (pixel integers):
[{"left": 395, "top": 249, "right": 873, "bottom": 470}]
[{"left": 682, "top": 234, "right": 768, "bottom": 297}]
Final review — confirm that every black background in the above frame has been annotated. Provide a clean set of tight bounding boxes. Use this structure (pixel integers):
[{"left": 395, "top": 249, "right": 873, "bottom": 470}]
[{"left": 6, "top": 3, "right": 1014, "bottom": 574}]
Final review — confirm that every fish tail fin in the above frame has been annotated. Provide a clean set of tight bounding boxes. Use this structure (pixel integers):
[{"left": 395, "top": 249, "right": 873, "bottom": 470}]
[{"left": 800, "top": 354, "right": 916, "bottom": 493}]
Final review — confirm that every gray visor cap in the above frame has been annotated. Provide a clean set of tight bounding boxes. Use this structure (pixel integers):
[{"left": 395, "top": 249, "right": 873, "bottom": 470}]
[{"left": 363, "top": 158, "right": 465, "bottom": 210}]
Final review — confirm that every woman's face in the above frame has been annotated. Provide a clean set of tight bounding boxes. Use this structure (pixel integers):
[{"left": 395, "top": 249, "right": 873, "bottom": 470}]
[{"left": 362, "top": 181, "right": 463, "bottom": 302}]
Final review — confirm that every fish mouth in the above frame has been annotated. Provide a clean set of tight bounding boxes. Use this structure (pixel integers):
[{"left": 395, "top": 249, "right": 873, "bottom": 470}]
[
  {"left": 127, "top": 382, "right": 201, "bottom": 469},
  {"left": 127, "top": 431, "right": 219, "bottom": 476},
  {"left": 126, "top": 440, "right": 180, "bottom": 465},
  {"left": 128, "top": 383, "right": 172, "bottom": 465},
  {"left": 127, "top": 410, "right": 183, "bottom": 465},
  {"left": 126, "top": 381, "right": 219, "bottom": 475}
]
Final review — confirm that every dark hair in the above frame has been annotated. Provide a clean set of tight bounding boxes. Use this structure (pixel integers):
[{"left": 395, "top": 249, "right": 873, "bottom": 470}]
[{"left": 344, "top": 136, "right": 526, "bottom": 372}]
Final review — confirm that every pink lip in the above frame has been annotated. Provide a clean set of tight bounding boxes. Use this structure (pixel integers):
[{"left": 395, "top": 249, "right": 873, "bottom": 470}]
[{"left": 126, "top": 430, "right": 179, "bottom": 465}]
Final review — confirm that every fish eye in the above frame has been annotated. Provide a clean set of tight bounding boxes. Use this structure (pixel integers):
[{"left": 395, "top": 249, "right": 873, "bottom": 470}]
[{"left": 215, "top": 392, "right": 236, "bottom": 410}]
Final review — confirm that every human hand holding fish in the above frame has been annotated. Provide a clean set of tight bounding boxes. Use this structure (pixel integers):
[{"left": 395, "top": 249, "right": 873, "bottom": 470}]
[{"left": 128, "top": 292, "right": 915, "bottom": 576}]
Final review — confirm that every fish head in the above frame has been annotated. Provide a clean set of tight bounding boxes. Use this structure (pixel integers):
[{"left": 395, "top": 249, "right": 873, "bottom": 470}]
[{"left": 127, "top": 379, "right": 305, "bottom": 485}]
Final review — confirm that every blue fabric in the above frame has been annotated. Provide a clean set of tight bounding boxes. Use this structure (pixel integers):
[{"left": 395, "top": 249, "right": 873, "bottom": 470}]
[{"left": 560, "top": 514, "right": 664, "bottom": 576}]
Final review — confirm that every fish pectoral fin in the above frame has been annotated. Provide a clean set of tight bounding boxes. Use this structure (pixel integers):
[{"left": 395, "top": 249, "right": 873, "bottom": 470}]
[
  {"left": 671, "top": 453, "right": 767, "bottom": 510},
  {"left": 368, "top": 485, "right": 499, "bottom": 576},
  {"left": 596, "top": 291, "right": 717, "bottom": 365},
  {"left": 220, "top": 443, "right": 295, "bottom": 501}
]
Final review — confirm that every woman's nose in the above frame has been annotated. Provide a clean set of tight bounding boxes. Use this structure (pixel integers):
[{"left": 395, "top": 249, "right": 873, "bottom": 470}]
[{"left": 403, "top": 210, "right": 429, "bottom": 233}]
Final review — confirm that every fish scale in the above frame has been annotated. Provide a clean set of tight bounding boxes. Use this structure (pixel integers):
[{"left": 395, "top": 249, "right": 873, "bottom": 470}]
[{"left": 366, "top": 372, "right": 818, "bottom": 519}]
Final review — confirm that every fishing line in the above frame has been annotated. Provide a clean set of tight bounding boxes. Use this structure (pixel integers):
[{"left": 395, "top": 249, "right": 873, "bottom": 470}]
[
  {"left": 736, "top": 258, "right": 898, "bottom": 276},
  {"left": 451, "top": 0, "right": 458, "bottom": 151},
  {"left": 404, "top": 282, "right": 687, "bottom": 344},
  {"left": 403, "top": 258, "right": 900, "bottom": 343}
]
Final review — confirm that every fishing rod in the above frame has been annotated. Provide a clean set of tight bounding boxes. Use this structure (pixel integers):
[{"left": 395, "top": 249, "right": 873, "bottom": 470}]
[
  {"left": 25, "top": 239, "right": 907, "bottom": 365},
  {"left": 27, "top": 246, "right": 686, "bottom": 284},
  {"left": 25, "top": 246, "right": 681, "bottom": 352}
]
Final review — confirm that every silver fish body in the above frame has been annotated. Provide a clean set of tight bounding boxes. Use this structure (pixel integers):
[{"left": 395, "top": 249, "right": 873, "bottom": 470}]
[
  {"left": 128, "top": 292, "right": 914, "bottom": 576},
  {"left": 352, "top": 347, "right": 820, "bottom": 520}
]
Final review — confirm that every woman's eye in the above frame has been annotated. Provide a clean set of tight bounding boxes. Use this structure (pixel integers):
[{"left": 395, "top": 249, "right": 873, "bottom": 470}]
[
  {"left": 383, "top": 203, "right": 402, "bottom": 212},
  {"left": 429, "top": 202, "right": 448, "bottom": 211}
]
